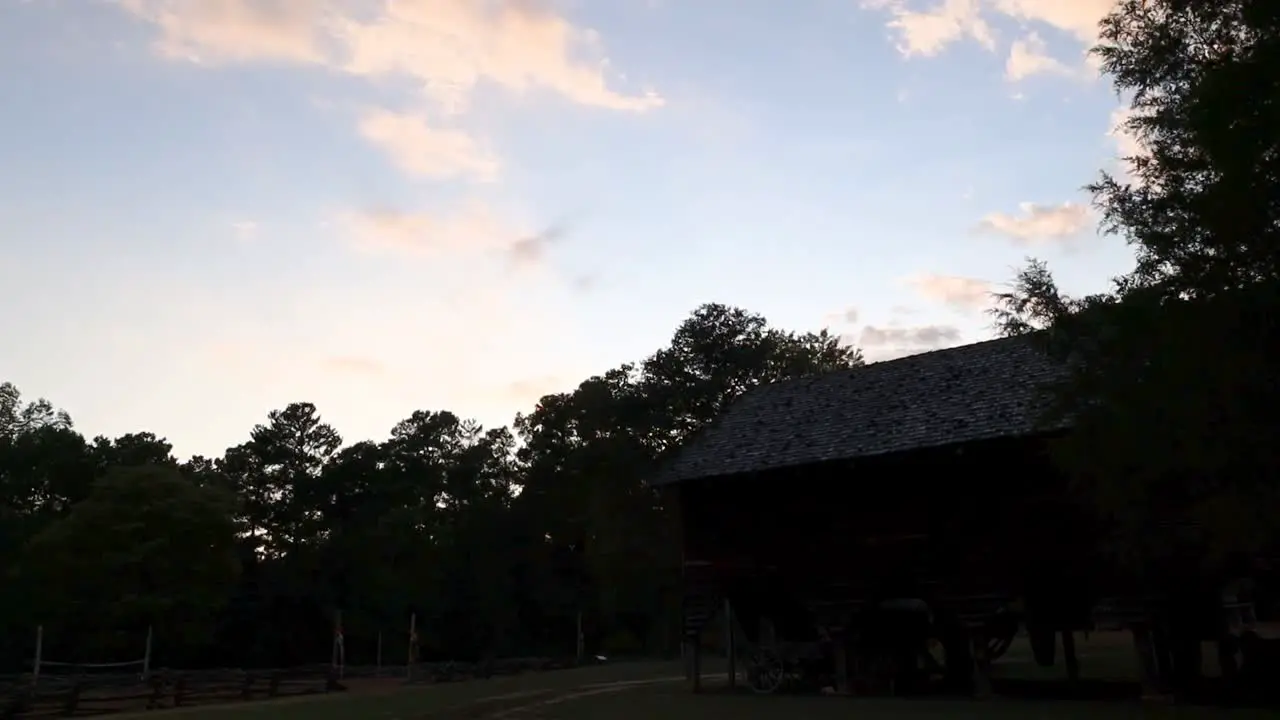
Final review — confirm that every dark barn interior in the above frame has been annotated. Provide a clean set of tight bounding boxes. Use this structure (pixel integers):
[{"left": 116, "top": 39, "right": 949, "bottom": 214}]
[
  {"left": 677, "top": 434, "right": 1103, "bottom": 628},
  {"left": 649, "top": 336, "right": 1254, "bottom": 698}
]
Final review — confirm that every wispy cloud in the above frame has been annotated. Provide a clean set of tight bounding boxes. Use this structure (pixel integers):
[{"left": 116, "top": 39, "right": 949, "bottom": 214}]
[
  {"left": 117, "top": 0, "right": 663, "bottom": 189},
  {"left": 976, "top": 201, "right": 1093, "bottom": 244},
  {"left": 849, "top": 323, "right": 963, "bottom": 361},
  {"left": 507, "top": 221, "right": 570, "bottom": 268},
  {"left": 338, "top": 203, "right": 520, "bottom": 258},
  {"left": 1107, "top": 105, "right": 1150, "bottom": 184},
  {"left": 119, "top": 0, "right": 663, "bottom": 113},
  {"left": 119, "top": 0, "right": 331, "bottom": 65},
  {"left": 229, "top": 219, "right": 258, "bottom": 242},
  {"left": 337, "top": 204, "right": 575, "bottom": 273},
  {"left": 823, "top": 307, "right": 861, "bottom": 326},
  {"left": 862, "top": 0, "right": 995, "bottom": 57},
  {"left": 860, "top": 324, "right": 961, "bottom": 348},
  {"left": 904, "top": 274, "right": 994, "bottom": 311},
  {"left": 356, "top": 108, "right": 500, "bottom": 182},
  {"left": 1006, "top": 32, "right": 1086, "bottom": 82},
  {"left": 862, "top": 0, "right": 1116, "bottom": 81}
]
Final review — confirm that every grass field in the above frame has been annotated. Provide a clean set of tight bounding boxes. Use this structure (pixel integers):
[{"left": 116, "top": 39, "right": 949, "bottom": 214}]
[
  {"left": 504, "top": 682, "right": 1278, "bottom": 720},
  {"left": 106, "top": 632, "right": 1269, "bottom": 720},
  {"left": 112, "top": 660, "right": 689, "bottom": 720}
]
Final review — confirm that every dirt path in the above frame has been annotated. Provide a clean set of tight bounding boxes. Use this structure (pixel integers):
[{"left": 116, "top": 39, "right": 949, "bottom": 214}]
[{"left": 428, "top": 677, "right": 685, "bottom": 720}]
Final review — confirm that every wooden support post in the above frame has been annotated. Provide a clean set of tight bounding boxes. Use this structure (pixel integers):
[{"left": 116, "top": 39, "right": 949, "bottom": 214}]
[
  {"left": 407, "top": 613, "right": 418, "bottom": 681},
  {"left": 332, "top": 610, "right": 345, "bottom": 680},
  {"left": 683, "top": 635, "right": 702, "bottom": 691},
  {"left": 683, "top": 637, "right": 695, "bottom": 684},
  {"left": 1217, "top": 635, "right": 1240, "bottom": 682},
  {"left": 692, "top": 637, "right": 702, "bottom": 693},
  {"left": 575, "top": 610, "right": 585, "bottom": 664},
  {"left": 32, "top": 625, "right": 42, "bottom": 693},
  {"left": 1131, "top": 624, "right": 1165, "bottom": 700},
  {"left": 970, "top": 629, "right": 992, "bottom": 699},
  {"left": 724, "top": 599, "right": 737, "bottom": 689},
  {"left": 760, "top": 617, "right": 777, "bottom": 647},
  {"left": 1151, "top": 622, "right": 1174, "bottom": 688},
  {"left": 62, "top": 682, "right": 82, "bottom": 716},
  {"left": 143, "top": 626, "right": 153, "bottom": 681},
  {"left": 833, "top": 633, "right": 851, "bottom": 695},
  {"left": 1061, "top": 630, "right": 1079, "bottom": 683}
]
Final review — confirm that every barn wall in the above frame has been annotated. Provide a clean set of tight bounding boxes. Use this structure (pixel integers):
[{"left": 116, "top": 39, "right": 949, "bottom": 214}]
[{"left": 680, "top": 434, "right": 1105, "bottom": 609}]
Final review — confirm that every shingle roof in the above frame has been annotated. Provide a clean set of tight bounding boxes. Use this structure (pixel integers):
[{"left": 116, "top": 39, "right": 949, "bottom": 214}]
[{"left": 649, "top": 335, "right": 1068, "bottom": 486}]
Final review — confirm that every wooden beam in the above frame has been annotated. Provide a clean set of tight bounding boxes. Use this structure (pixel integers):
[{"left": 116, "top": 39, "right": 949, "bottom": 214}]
[
  {"left": 1061, "top": 630, "right": 1079, "bottom": 682},
  {"left": 692, "top": 638, "right": 702, "bottom": 693},
  {"left": 833, "top": 632, "right": 850, "bottom": 695},
  {"left": 1131, "top": 624, "right": 1165, "bottom": 700},
  {"left": 725, "top": 599, "right": 737, "bottom": 689},
  {"left": 970, "top": 629, "right": 992, "bottom": 699}
]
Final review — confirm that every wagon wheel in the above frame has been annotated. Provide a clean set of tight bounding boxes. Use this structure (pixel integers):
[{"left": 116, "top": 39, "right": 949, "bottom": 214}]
[
  {"left": 746, "top": 646, "right": 786, "bottom": 694},
  {"left": 923, "top": 617, "right": 976, "bottom": 692},
  {"left": 985, "top": 609, "right": 1020, "bottom": 660},
  {"left": 986, "top": 633, "right": 1014, "bottom": 660},
  {"left": 925, "top": 637, "right": 949, "bottom": 676}
]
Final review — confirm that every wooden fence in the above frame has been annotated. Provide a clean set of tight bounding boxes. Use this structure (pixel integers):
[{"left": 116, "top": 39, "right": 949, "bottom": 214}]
[{"left": 0, "top": 657, "right": 577, "bottom": 718}]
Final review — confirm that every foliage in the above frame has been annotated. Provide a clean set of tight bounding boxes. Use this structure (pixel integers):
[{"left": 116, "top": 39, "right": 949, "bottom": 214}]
[
  {"left": 0, "top": 382, "right": 72, "bottom": 439},
  {"left": 18, "top": 465, "right": 241, "bottom": 660},
  {"left": 993, "top": 0, "right": 1280, "bottom": 579},
  {"left": 0, "top": 303, "right": 858, "bottom": 670}
]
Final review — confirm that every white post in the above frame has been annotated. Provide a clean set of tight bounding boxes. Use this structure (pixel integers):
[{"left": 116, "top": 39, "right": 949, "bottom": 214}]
[
  {"left": 406, "top": 613, "right": 417, "bottom": 680},
  {"left": 333, "top": 610, "right": 345, "bottom": 680},
  {"left": 32, "top": 626, "right": 43, "bottom": 691},
  {"left": 143, "top": 626, "right": 153, "bottom": 680},
  {"left": 575, "top": 610, "right": 585, "bottom": 663}
]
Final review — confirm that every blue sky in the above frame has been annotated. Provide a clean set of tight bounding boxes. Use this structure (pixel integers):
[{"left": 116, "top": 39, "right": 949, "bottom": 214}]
[{"left": 0, "top": 0, "right": 1138, "bottom": 458}]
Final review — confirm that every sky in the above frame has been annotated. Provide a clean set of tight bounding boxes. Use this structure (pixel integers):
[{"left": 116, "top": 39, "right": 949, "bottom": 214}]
[{"left": 0, "top": 0, "right": 1142, "bottom": 459}]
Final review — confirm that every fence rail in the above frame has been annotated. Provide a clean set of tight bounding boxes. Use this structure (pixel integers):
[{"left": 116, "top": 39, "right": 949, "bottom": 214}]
[{"left": 0, "top": 656, "right": 583, "bottom": 718}]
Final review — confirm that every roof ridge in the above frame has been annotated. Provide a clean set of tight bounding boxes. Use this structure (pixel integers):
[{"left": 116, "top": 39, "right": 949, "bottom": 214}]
[
  {"left": 749, "top": 334, "right": 1036, "bottom": 396},
  {"left": 649, "top": 333, "right": 1062, "bottom": 486}
]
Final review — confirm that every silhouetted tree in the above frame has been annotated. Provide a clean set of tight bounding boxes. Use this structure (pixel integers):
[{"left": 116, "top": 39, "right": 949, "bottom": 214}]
[
  {"left": 994, "top": 0, "right": 1280, "bottom": 578},
  {"left": 0, "top": 302, "right": 858, "bottom": 669}
]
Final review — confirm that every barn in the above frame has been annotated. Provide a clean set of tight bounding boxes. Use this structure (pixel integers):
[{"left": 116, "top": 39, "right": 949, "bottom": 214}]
[{"left": 648, "top": 335, "right": 1163, "bottom": 696}]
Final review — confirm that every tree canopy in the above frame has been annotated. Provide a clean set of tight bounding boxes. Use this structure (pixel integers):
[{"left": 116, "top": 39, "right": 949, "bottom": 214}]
[
  {"left": 994, "top": 0, "right": 1280, "bottom": 579},
  {"left": 0, "top": 302, "right": 860, "bottom": 670}
]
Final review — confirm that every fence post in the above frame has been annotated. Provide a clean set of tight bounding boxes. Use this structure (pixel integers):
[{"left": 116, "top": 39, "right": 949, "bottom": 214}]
[
  {"left": 147, "top": 672, "right": 165, "bottom": 709},
  {"left": 575, "top": 611, "right": 584, "bottom": 664},
  {"left": 62, "top": 681, "right": 82, "bottom": 715},
  {"left": 143, "top": 625, "right": 154, "bottom": 680},
  {"left": 406, "top": 613, "right": 417, "bottom": 681},
  {"left": 331, "top": 610, "right": 345, "bottom": 680},
  {"left": 32, "top": 625, "right": 43, "bottom": 692}
]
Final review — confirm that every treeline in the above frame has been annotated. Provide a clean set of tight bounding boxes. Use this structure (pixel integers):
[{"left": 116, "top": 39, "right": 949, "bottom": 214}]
[{"left": 0, "top": 304, "right": 858, "bottom": 671}]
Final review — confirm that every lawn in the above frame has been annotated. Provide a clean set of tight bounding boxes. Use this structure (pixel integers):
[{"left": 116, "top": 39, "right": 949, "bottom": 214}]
[
  {"left": 111, "top": 660, "right": 688, "bottom": 720},
  {"left": 515, "top": 682, "right": 1278, "bottom": 720},
  {"left": 108, "top": 632, "right": 1262, "bottom": 720}
]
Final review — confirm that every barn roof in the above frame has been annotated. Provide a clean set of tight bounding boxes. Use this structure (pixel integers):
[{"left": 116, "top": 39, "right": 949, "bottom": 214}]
[{"left": 648, "top": 335, "right": 1068, "bottom": 486}]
